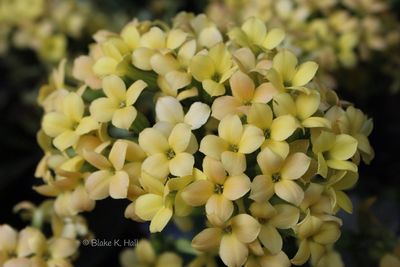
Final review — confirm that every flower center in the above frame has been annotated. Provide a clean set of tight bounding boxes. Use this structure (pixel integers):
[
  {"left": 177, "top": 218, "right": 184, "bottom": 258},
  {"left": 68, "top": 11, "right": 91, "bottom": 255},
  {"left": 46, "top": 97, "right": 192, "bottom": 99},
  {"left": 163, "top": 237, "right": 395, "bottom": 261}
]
[
  {"left": 272, "top": 173, "right": 281, "bottom": 183},
  {"left": 166, "top": 149, "right": 176, "bottom": 160},
  {"left": 224, "top": 225, "right": 232, "bottom": 234},
  {"left": 229, "top": 144, "right": 239, "bottom": 152},
  {"left": 119, "top": 101, "right": 126, "bottom": 108},
  {"left": 264, "top": 129, "right": 271, "bottom": 139},
  {"left": 214, "top": 184, "right": 224, "bottom": 194}
]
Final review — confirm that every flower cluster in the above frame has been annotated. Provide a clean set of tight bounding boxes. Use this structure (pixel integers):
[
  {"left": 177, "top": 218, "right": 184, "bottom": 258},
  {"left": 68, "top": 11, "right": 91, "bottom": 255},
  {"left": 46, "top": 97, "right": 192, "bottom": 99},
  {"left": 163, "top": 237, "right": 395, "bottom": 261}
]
[{"left": 34, "top": 13, "right": 373, "bottom": 266}]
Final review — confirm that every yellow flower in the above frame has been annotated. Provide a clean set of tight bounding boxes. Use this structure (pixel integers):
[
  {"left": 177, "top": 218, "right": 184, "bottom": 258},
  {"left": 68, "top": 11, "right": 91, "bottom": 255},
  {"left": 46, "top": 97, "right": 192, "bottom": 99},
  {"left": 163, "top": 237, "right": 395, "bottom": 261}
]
[
  {"left": 250, "top": 202, "right": 300, "bottom": 254},
  {"left": 42, "top": 92, "right": 99, "bottom": 151},
  {"left": 273, "top": 91, "right": 332, "bottom": 128},
  {"left": 90, "top": 75, "right": 147, "bottom": 129},
  {"left": 134, "top": 172, "right": 192, "bottom": 233},
  {"left": 120, "top": 239, "right": 183, "bottom": 267},
  {"left": 155, "top": 96, "right": 210, "bottom": 129},
  {"left": 245, "top": 250, "right": 291, "bottom": 267},
  {"left": 200, "top": 115, "right": 264, "bottom": 175},
  {"left": 182, "top": 156, "right": 251, "bottom": 224},
  {"left": 139, "top": 123, "right": 196, "bottom": 179},
  {"left": 311, "top": 130, "right": 358, "bottom": 178},
  {"left": 190, "top": 43, "right": 236, "bottom": 96},
  {"left": 212, "top": 71, "right": 278, "bottom": 120},
  {"left": 250, "top": 148, "right": 311, "bottom": 205},
  {"left": 192, "top": 214, "right": 261, "bottom": 267},
  {"left": 72, "top": 55, "right": 102, "bottom": 89},
  {"left": 93, "top": 37, "right": 130, "bottom": 76},
  {"left": 229, "top": 17, "right": 285, "bottom": 51},
  {"left": 84, "top": 140, "right": 145, "bottom": 200},
  {"left": 267, "top": 50, "right": 319, "bottom": 93}
]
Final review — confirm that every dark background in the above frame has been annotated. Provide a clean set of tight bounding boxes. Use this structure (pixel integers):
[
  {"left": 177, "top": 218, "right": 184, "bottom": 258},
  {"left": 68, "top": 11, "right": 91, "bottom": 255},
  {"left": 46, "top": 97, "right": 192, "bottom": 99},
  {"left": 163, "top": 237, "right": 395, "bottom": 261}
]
[{"left": 0, "top": 1, "right": 399, "bottom": 266}]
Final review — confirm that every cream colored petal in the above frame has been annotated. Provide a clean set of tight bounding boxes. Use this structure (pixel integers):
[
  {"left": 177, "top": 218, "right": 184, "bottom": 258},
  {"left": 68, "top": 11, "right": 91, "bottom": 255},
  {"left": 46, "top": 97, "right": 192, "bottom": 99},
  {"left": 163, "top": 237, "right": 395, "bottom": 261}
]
[
  {"left": 192, "top": 228, "right": 222, "bottom": 252},
  {"left": 169, "top": 152, "right": 194, "bottom": 177},
  {"left": 259, "top": 224, "right": 283, "bottom": 254},
  {"left": 326, "top": 160, "right": 358, "bottom": 172},
  {"left": 142, "top": 154, "right": 170, "bottom": 180},
  {"left": 184, "top": 102, "right": 211, "bottom": 130},
  {"left": 273, "top": 94, "right": 297, "bottom": 120},
  {"left": 203, "top": 156, "right": 227, "bottom": 185},
  {"left": 270, "top": 115, "right": 297, "bottom": 141},
  {"left": 83, "top": 150, "right": 111, "bottom": 169},
  {"left": 169, "top": 123, "right": 192, "bottom": 153},
  {"left": 63, "top": 92, "right": 84, "bottom": 122},
  {"left": 151, "top": 54, "right": 180, "bottom": 75},
  {"left": 90, "top": 97, "right": 118, "bottom": 123},
  {"left": 150, "top": 207, "right": 173, "bottom": 233},
  {"left": 329, "top": 134, "right": 358, "bottom": 161},
  {"left": 165, "top": 70, "right": 191, "bottom": 90},
  {"left": 139, "top": 128, "right": 169, "bottom": 155},
  {"left": 223, "top": 174, "right": 251, "bottom": 201},
  {"left": 132, "top": 47, "right": 155, "bottom": 70},
  {"left": 247, "top": 103, "right": 273, "bottom": 130},
  {"left": 167, "top": 29, "right": 187, "bottom": 49},
  {"left": 135, "top": 194, "right": 163, "bottom": 220},
  {"left": 102, "top": 75, "right": 126, "bottom": 101},
  {"left": 121, "top": 24, "right": 140, "bottom": 49},
  {"left": 238, "top": 125, "right": 264, "bottom": 153},
  {"left": 230, "top": 71, "right": 255, "bottom": 102},
  {"left": 281, "top": 152, "right": 311, "bottom": 180},
  {"left": 302, "top": 117, "right": 332, "bottom": 128},
  {"left": 220, "top": 234, "right": 248, "bottom": 267},
  {"left": 75, "top": 117, "right": 99, "bottom": 135},
  {"left": 139, "top": 171, "right": 164, "bottom": 195},
  {"left": 199, "top": 135, "right": 228, "bottom": 160},
  {"left": 272, "top": 50, "right": 298, "bottom": 82},
  {"left": 250, "top": 175, "right": 274, "bottom": 202},
  {"left": 313, "top": 222, "right": 341, "bottom": 245},
  {"left": 211, "top": 96, "right": 242, "bottom": 121},
  {"left": 49, "top": 238, "right": 79, "bottom": 258},
  {"left": 263, "top": 28, "right": 285, "bottom": 49},
  {"left": 0, "top": 225, "right": 18, "bottom": 252},
  {"left": 231, "top": 214, "right": 261, "bottom": 243},
  {"left": 53, "top": 130, "right": 79, "bottom": 151},
  {"left": 190, "top": 54, "right": 215, "bottom": 81},
  {"left": 205, "top": 194, "right": 233, "bottom": 223},
  {"left": 296, "top": 91, "right": 320, "bottom": 120},
  {"left": 336, "top": 191, "right": 353, "bottom": 213},
  {"left": 109, "top": 140, "right": 128, "bottom": 170},
  {"left": 156, "top": 96, "right": 185, "bottom": 125},
  {"left": 198, "top": 26, "right": 223, "bottom": 48},
  {"left": 253, "top": 82, "right": 278, "bottom": 103},
  {"left": 292, "top": 62, "right": 319, "bottom": 87},
  {"left": 202, "top": 79, "right": 225, "bottom": 97},
  {"left": 275, "top": 180, "right": 304, "bottom": 206},
  {"left": 140, "top": 27, "right": 166, "bottom": 49},
  {"left": 112, "top": 106, "right": 137, "bottom": 130},
  {"left": 126, "top": 80, "right": 147, "bottom": 106},
  {"left": 221, "top": 151, "right": 246, "bottom": 176},
  {"left": 93, "top": 57, "right": 118, "bottom": 76},
  {"left": 85, "top": 170, "right": 112, "bottom": 200},
  {"left": 241, "top": 17, "right": 266, "bottom": 45},
  {"left": 260, "top": 251, "right": 291, "bottom": 267},
  {"left": 181, "top": 180, "right": 214, "bottom": 206},
  {"left": 42, "top": 112, "right": 72, "bottom": 137},
  {"left": 269, "top": 204, "right": 300, "bottom": 229},
  {"left": 218, "top": 115, "right": 243, "bottom": 145},
  {"left": 312, "top": 131, "right": 336, "bottom": 154},
  {"left": 291, "top": 240, "right": 310, "bottom": 266},
  {"left": 257, "top": 148, "right": 284, "bottom": 175},
  {"left": 263, "top": 140, "right": 290, "bottom": 159}
]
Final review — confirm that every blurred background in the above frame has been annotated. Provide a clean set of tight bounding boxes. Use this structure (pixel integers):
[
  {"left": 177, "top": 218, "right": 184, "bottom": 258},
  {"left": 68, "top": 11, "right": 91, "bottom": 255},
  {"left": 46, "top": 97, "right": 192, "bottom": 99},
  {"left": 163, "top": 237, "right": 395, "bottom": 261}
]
[{"left": 0, "top": 0, "right": 399, "bottom": 266}]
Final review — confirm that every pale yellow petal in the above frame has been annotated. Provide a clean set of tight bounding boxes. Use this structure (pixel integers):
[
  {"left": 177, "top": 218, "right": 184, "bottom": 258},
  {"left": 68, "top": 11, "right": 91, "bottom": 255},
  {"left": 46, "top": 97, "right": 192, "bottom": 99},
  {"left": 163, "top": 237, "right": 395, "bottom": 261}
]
[
  {"left": 296, "top": 91, "right": 320, "bottom": 120},
  {"left": 150, "top": 207, "right": 173, "bottom": 233},
  {"left": 230, "top": 71, "right": 255, "bottom": 102},
  {"left": 250, "top": 175, "right": 274, "bottom": 202},
  {"left": 184, "top": 102, "right": 211, "bottom": 130},
  {"left": 48, "top": 238, "right": 79, "bottom": 258},
  {"left": 85, "top": 170, "right": 112, "bottom": 200},
  {"left": 126, "top": 80, "right": 147, "bottom": 106},
  {"left": 241, "top": 17, "right": 266, "bottom": 45},
  {"left": 336, "top": 191, "right": 353, "bottom": 213},
  {"left": 205, "top": 194, "right": 233, "bottom": 223},
  {"left": 253, "top": 82, "right": 278, "bottom": 103},
  {"left": 181, "top": 180, "right": 214, "bottom": 206},
  {"left": 156, "top": 96, "right": 185, "bottom": 125},
  {"left": 139, "top": 171, "right": 164, "bottom": 195},
  {"left": 102, "top": 75, "right": 126, "bottom": 101},
  {"left": 135, "top": 194, "right": 163, "bottom": 220},
  {"left": 150, "top": 54, "right": 180, "bottom": 75},
  {"left": 281, "top": 152, "right": 311, "bottom": 180},
  {"left": 212, "top": 96, "right": 242, "bottom": 120},
  {"left": 90, "top": 97, "right": 118, "bottom": 123},
  {"left": 142, "top": 154, "right": 170, "bottom": 180},
  {"left": 42, "top": 112, "right": 72, "bottom": 137},
  {"left": 132, "top": 47, "right": 155, "bottom": 70},
  {"left": 121, "top": 24, "right": 140, "bottom": 49},
  {"left": 260, "top": 251, "right": 291, "bottom": 267},
  {"left": 218, "top": 115, "right": 243, "bottom": 145},
  {"left": 203, "top": 156, "right": 227, "bottom": 185},
  {"left": 190, "top": 54, "right": 215, "bottom": 81},
  {"left": 169, "top": 152, "right": 194, "bottom": 177},
  {"left": 272, "top": 50, "right": 298, "bottom": 82},
  {"left": 192, "top": 228, "right": 222, "bottom": 251},
  {"left": 0, "top": 225, "right": 18, "bottom": 252},
  {"left": 75, "top": 117, "right": 99, "bottom": 135},
  {"left": 168, "top": 123, "right": 192, "bottom": 153},
  {"left": 221, "top": 151, "right": 246, "bottom": 176},
  {"left": 247, "top": 103, "right": 273, "bottom": 130},
  {"left": 326, "top": 160, "right": 358, "bottom": 172},
  {"left": 83, "top": 150, "right": 111, "bottom": 169},
  {"left": 165, "top": 70, "right": 192, "bottom": 90},
  {"left": 291, "top": 240, "right": 310, "bottom": 266},
  {"left": 139, "top": 128, "right": 169, "bottom": 155},
  {"left": 270, "top": 115, "right": 297, "bottom": 141},
  {"left": 292, "top": 62, "right": 319, "bottom": 87},
  {"left": 202, "top": 79, "right": 225, "bottom": 97},
  {"left": 53, "top": 130, "right": 79, "bottom": 151},
  {"left": 329, "top": 134, "right": 358, "bottom": 160},
  {"left": 220, "top": 234, "right": 248, "bottom": 267},
  {"left": 312, "top": 131, "right": 336, "bottom": 154},
  {"left": 109, "top": 140, "right": 128, "bottom": 170},
  {"left": 223, "top": 174, "right": 251, "bottom": 201},
  {"left": 275, "top": 180, "right": 304, "bottom": 206},
  {"left": 140, "top": 27, "right": 166, "bottom": 49},
  {"left": 257, "top": 148, "right": 284, "bottom": 175},
  {"left": 313, "top": 222, "right": 341, "bottom": 245},
  {"left": 198, "top": 27, "right": 223, "bottom": 48},
  {"left": 63, "top": 92, "right": 84, "bottom": 122},
  {"left": 112, "top": 106, "right": 137, "bottom": 130},
  {"left": 238, "top": 125, "right": 264, "bottom": 153},
  {"left": 272, "top": 93, "right": 297, "bottom": 117},
  {"left": 263, "top": 28, "right": 285, "bottom": 49},
  {"left": 199, "top": 135, "right": 228, "bottom": 160},
  {"left": 259, "top": 224, "right": 282, "bottom": 254},
  {"left": 93, "top": 57, "right": 118, "bottom": 76},
  {"left": 231, "top": 214, "right": 261, "bottom": 243},
  {"left": 269, "top": 204, "right": 300, "bottom": 228}
]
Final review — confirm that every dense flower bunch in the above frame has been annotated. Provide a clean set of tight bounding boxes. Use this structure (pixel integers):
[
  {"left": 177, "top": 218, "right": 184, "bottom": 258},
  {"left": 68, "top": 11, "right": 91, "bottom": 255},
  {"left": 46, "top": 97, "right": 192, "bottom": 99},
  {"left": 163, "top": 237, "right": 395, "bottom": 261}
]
[
  {"left": 207, "top": 0, "right": 400, "bottom": 78},
  {"left": 34, "top": 13, "right": 374, "bottom": 266},
  {"left": 0, "top": 0, "right": 109, "bottom": 62},
  {"left": 0, "top": 201, "right": 89, "bottom": 267}
]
